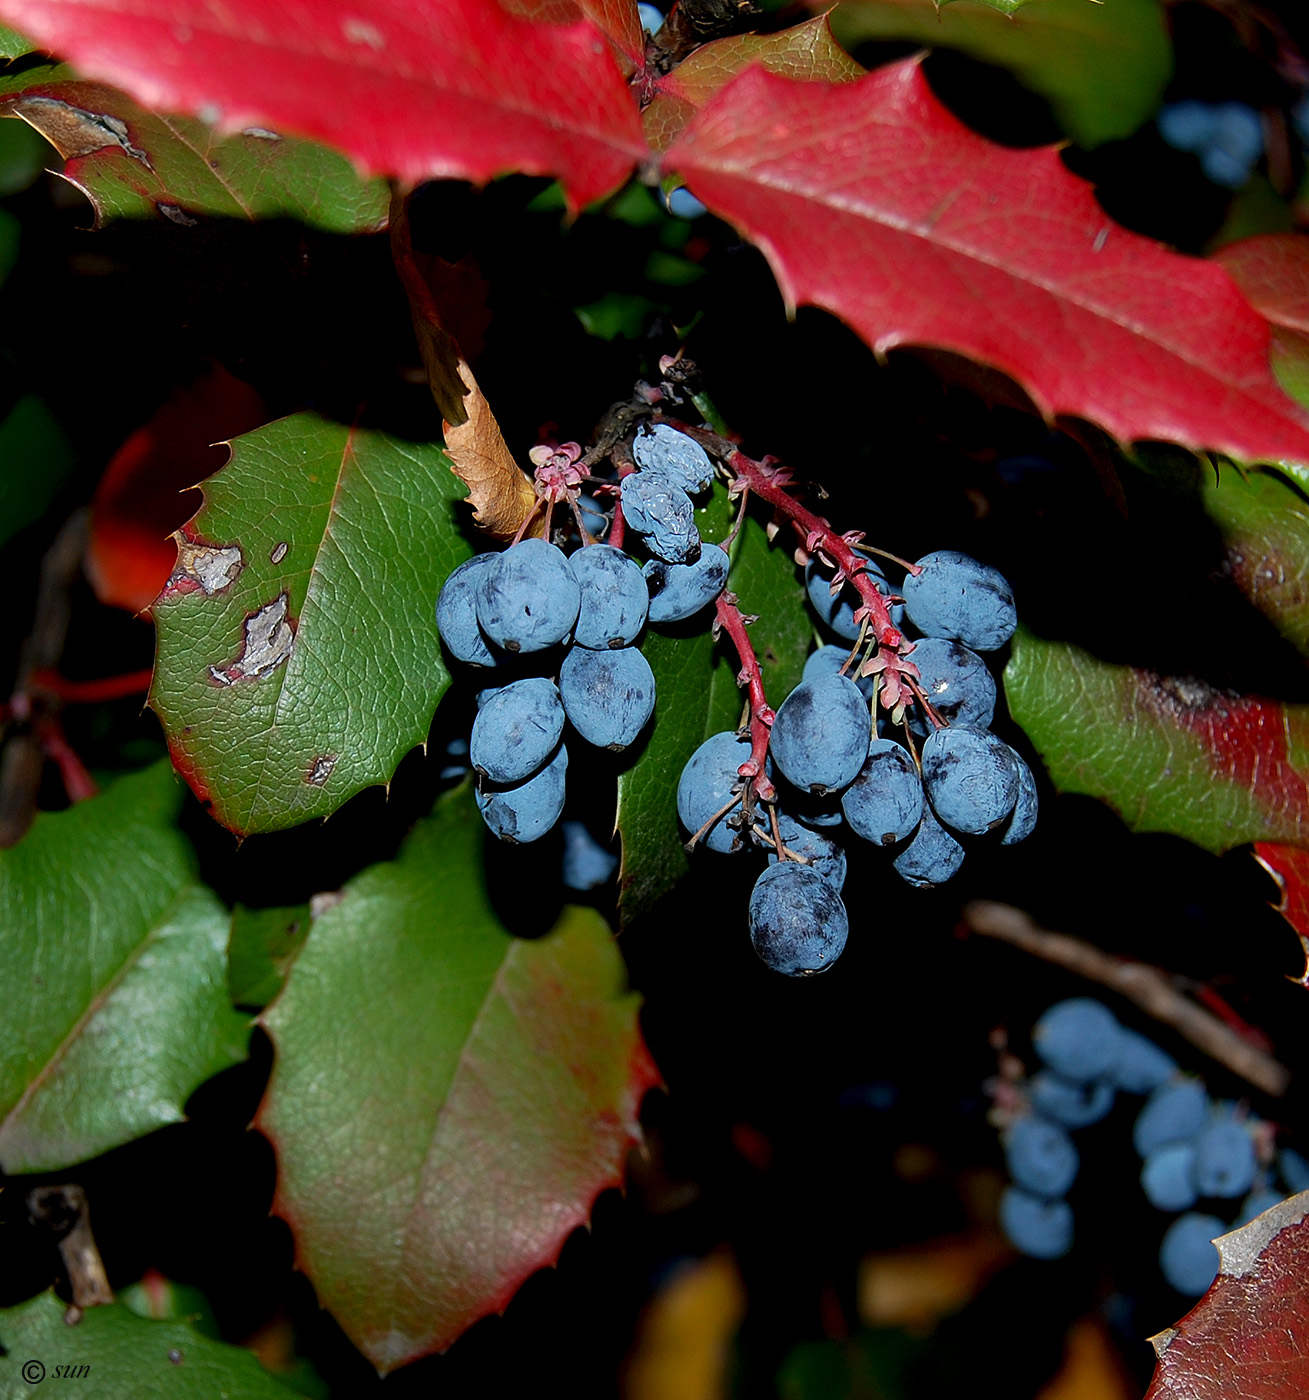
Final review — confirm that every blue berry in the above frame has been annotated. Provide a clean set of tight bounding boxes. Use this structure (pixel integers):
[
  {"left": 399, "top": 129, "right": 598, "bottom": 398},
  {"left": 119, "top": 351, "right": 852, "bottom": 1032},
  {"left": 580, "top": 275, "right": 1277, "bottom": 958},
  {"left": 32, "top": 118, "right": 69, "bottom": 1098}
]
[
  {"left": 1158, "top": 100, "right": 1219, "bottom": 153},
  {"left": 677, "top": 730, "right": 756, "bottom": 854},
  {"left": 632, "top": 422, "right": 714, "bottom": 494},
  {"left": 1193, "top": 1118, "right": 1256, "bottom": 1198},
  {"left": 999, "top": 752, "right": 1039, "bottom": 846},
  {"left": 475, "top": 539, "right": 580, "bottom": 653},
  {"left": 637, "top": 2, "right": 663, "bottom": 35},
  {"left": 1142, "top": 1143, "right": 1199, "bottom": 1211},
  {"left": 805, "top": 559, "right": 900, "bottom": 642},
  {"left": 578, "top": 492, "right": 609, "bottom": 539},
  {"left": 1028, "top": 1071, "right": 1116, "bottom": 1129},
  {"left": 892, "top": 807, "right": 965, "bottom": 887},
  {"left": 766, "top": 813, "right": 847, "bottom": 891},
  {"left": 770, "top": 675, "right": 870, "bottom": 795},
  {"left": 666, "top": 187, "right": 708, "bottom": 219},
  {"left": 1280, "top": 1147, "right": 1309, "bottom": 1193},
  {"left": 561, "top": 821, "right": 619, "bottom": 891},
  {"left": 920, "top": 725, "right": 1019, "bottom": 835},
  {"left": 748, "top": 861, "right": 848, "bottom": 976},
  {"left": 1159, "top": 1213, "right": 1224, "bottom": 1296},
  {"left": 1000, "top": 1187, "right": 1073, "bottom": 1260},
  {"left": 558, "top": 645, "right": 656, "bottom": 750},
  {"left": 569, "top": 544, "right": 649, "bottom": 649},
  {"left": 841, "top": 738, "right": 924, "bottom": 846},
  {"left": 909, "top": 638, "right": 996, "bottom": 728},
  {"left": 902, "top": 551, "right": 1017, "bottom": 651},
  {"left": 1006, "top": 1116, "right": 1079, "bottom": 1197},
  {"left": 469, "top": 677, "right": 565, "bottom": 784},
  {"left": 437, "top": 554, "right": 504, "bottom": 667},
  {"left": 1201, "top": 145, "right": 1251, "bottom": 188},
  {"left": 1110, "top": 1029, "right": 1176, "bottom": 1095},
  {"left": 1236, "top": 1188, "right": 1285, "bottom": 1226},
  {"left": 1134, "top": 1080, "right": 1209, "bottom": 1158},
  {"left": 620, "top": 470, "right": 701, "bottom": 563},
  {"left": 1032, "top": 999, "right": 1122, "bottom": 1083},
  {"left": 644, "top": 545, "right": 729, "bottom": 623},
  {"left": 803, "top": 644, "right": 875, "bottom": 701},
  {"left": 476, "top": 743, "right": 568, "bottom": 844}
]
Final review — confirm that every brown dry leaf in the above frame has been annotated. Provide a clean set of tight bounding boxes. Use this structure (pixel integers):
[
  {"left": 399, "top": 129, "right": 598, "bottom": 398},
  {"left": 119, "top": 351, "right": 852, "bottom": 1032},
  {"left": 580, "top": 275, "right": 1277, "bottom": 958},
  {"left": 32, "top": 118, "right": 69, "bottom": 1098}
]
[
  {"left": 389, "top": 187, "right": 537, "bottom": 541},
  {"left": 1146, "top": 1193, "right": 1309, "bottom": 1400}
]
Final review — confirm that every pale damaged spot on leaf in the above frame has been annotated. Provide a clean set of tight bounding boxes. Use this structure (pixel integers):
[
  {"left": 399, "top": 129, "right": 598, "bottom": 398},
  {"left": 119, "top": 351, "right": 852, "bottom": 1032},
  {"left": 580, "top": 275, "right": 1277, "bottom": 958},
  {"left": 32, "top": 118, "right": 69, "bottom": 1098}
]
[
  {"left": 1214, "top": 1193, "right": 1309, "bottom": 1278},
  {"left": 209, "top": 593, "right": 295, "bottom": 685},
  {"left": 158, "top": 202, "right": 198, "bottom": 226},
  {"left": 241, "top": 127, "right": 281, "bottom": 141},
  {"left": 342, "top": 17, "right": 386, "bottom": 50},
  {"left": 165, "top": 538, "right": 244, "bottom": 597},
  {"left": 308, "top": 890, "right": 344, "bottom": 919},
  {"left": 270, "top": 541, "right": 288, "bottom": 564},
  {"left": 12, "top": 95, "right": 151, "bottom": 167},
  {"left": 306, "top": 754, "right": 337, "bottom": 786}
]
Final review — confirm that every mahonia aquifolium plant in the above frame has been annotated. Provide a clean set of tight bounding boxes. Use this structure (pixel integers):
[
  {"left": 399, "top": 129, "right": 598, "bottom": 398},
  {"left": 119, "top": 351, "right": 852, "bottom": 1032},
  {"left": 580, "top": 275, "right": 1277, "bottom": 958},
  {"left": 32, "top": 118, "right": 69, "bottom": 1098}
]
[{"left": 436, "top": 359, "right": 1034, "bottom": 976}]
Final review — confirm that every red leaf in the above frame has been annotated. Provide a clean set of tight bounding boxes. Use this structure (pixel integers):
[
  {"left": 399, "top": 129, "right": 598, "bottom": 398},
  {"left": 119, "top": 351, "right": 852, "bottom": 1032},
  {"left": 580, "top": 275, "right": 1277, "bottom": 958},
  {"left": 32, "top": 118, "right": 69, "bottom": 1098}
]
[
  {"left": 1253, "top": 842, "right": 1309, "bottom": 987},
  {"left": 1146, "top": 1196, "right": 1309, "bottom": 1400},
  {"left": 86, "top": 363, "right": 266, "bottom": 614},
  {"left": 1214, "top": 234, "right": 1309, "bottom": 333},
  {"left": 0, "top": 0, "right": 647, "bottom": 210},
  {"left": 507, "top": 0, "right": 645, "bottom": 74},
  {"left": 664, "top": 59, "right": 1309, "bottom": 465}
]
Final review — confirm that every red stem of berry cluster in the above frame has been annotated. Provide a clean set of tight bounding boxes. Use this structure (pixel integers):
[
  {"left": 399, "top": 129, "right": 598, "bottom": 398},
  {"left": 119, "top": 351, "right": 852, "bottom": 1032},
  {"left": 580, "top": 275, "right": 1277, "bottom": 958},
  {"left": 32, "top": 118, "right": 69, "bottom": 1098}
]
[
  {"left": 714, "top": 592, "right": 777, "bottom": 804},
  {"left": 726, "top": 451, "right": 904, "bottom": 650},
  {"left": 608, "top": 464, "right": 633, "bottom": 552}
]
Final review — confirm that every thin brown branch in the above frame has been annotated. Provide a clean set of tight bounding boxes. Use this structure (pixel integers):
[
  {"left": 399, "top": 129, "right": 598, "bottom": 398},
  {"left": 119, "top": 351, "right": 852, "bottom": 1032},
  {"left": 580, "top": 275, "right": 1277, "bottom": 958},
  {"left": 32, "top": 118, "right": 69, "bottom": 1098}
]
[
  {"left": 27, "top": 1185, "right": 114, "bottom": 1320},
  {"left": 962, "top": 900, "right": 1291, "bottom": 1098}
]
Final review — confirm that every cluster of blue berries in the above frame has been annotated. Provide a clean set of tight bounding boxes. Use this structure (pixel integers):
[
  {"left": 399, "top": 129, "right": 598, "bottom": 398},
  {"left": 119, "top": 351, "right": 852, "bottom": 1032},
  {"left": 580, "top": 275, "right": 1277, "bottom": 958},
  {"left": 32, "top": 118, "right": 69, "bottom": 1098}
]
[
  {"left": 996, "top": 997, "right": 1308, "bottom": 1296},
  {"left": 435, "top": 423, "right": 728, "bottom": 845},
  {"left": 679, "top": 550, "right": 1034, "bottom": 978},
  {"left": 1157, "top": 100, "right": 1264, "bottom": 189}
]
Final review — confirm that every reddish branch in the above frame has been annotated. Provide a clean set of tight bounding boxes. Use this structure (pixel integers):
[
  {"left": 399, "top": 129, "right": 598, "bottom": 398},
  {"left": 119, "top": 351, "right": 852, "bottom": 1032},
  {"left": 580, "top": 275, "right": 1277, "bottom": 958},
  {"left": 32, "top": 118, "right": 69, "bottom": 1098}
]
[{"left": 714, "top": 591, "right": 776, "bottom": 803}]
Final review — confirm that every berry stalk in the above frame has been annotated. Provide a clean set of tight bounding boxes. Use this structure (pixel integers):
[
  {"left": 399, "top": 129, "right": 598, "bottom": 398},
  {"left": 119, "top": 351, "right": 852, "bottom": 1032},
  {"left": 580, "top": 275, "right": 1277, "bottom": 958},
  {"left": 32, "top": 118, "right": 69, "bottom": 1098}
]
[{"left": 713, "top": 591, "right": 776, "bottom": 803}]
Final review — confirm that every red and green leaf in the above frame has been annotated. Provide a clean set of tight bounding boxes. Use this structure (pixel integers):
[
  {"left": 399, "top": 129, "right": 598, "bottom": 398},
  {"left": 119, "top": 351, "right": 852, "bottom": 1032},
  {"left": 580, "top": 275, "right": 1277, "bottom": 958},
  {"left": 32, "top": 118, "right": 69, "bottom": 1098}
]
[
  {"left": 1214, "top": 234, "right": 1309, "bottom": 412},
  {"left": 1005, "top": 628, "right": 1309, "bottom": 854},
  {"left": 256, "top": 785, "right": 658, "bottom": 1373},
  {"left": 1146, "top": 1196, "right": 1309, "bottom": 1399},
  {"left": 1253, "top": 843, "right": 1309, "bottom": 984},
  {"left": 0, "top": 0, "right": 648, "bottom": 210},
  {"left": 665, "top": 59, "right": 1309, "bottom": 468}
]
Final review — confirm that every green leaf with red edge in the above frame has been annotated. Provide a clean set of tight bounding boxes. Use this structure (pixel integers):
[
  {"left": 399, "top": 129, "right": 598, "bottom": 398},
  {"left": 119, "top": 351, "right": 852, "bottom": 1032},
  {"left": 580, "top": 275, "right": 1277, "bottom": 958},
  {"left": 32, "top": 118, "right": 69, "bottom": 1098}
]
[
  {"left": 0, "top": 62, "right": 389, "bottom": 229},
  {"left": 827, "top": 0, "right": 1171, "bottom": 147},
  {"left": 1214, "top": 234, "right": 1309, "bottom": 413},
  {"left": 255, "top": 784, "right": 657, "bottom": 1374},
  {"left": 1146, "top": 1194, "right": 1309, "bottom": 1400},
  {"left": 1253, "top": 843, "right": 1309, "bottom": 984},
  {"left": 616, "top": 491, "right": 812, "bottom": 925},
  {"left": 148, "top": 414, "right": 470, "bottom": 836},
  {"left": 642, "top": 16, "right": 863, "bottom": 153},
  {"left": 0, "top": 0, "right": 647, "bottom": 211},
  {"left": 0, "top": 761, "right": 248, "bottom": 1174},
  {"left": 664, "top": 58, "right": 1309, "bottom": 468},
  {"left": 0, "top": 1291, "right": 301, "bottom": 1398},
  {"left": 1004, "top": 627, "right": 1309, "bottom": 853}
]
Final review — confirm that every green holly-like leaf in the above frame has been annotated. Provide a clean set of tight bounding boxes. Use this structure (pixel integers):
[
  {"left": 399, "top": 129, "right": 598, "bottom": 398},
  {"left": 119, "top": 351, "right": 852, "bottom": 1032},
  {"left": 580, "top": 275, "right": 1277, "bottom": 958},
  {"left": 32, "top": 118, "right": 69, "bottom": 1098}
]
[
  {"left": 0, "top": 63, "right": 388, "bottom": 230},
  {"left": 255, "top": 785, "right": 658, "bottom": 1374},
  {"left": 1005, "top": 627, "right": 1309, "bottom": 853},
  {"left": 0, "top": 761, "right": 247, "bottom": 1175},
  {"left": 0, "top": 1291, "right": 301, "bottom": 1397},
  {"left": 0, "top": 22, "right": 29, "bottom": 57},
  {"left": 149, "top": 415, "right": 470, "bottom": 835},
  {"left": 1202, "top": 465, "right": 1309, "bottom": 658},
  {"left": 227, "top": 903, "right": 311, "bottom": 1009},
  {"left": 616, "top": 494, "right": 812, "bottom": 924},
  {"left": 829, "top": 0, "right": 1171, "bottom": 147}
]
